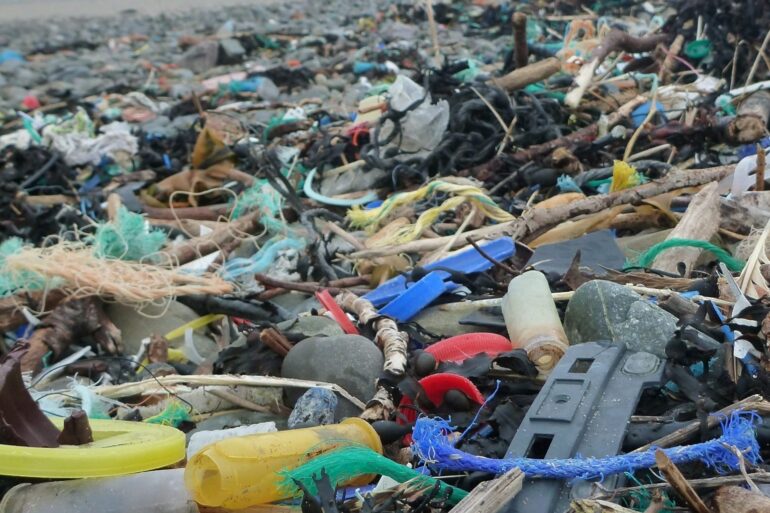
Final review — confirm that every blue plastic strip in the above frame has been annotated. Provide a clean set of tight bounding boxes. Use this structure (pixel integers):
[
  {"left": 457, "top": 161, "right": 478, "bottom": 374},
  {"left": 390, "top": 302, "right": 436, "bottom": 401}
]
[
  {"left": 363, "top": 237, "right": 515, "bottom": 308},
  {"left": 379, "top": 271, "right": 456, "bottom": 322}
]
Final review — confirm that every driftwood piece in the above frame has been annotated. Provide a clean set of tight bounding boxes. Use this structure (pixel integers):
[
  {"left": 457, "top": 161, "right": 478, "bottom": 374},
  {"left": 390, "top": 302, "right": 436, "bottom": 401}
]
[
  {"left": 651, "top": 181, "right": 721, "bottom": 276},
  {"left": 713, "top": 486, "right": 770, "bottom": 513},
  {"left": 727, "top": 90, "right": 770, "bottom": 144},
  {"left": 491, "top": 57, "right": 561, "bottom": 91},
  {"left": 654, "top": 450, "right": 711, "bottom": 513},
  {"left": 350, "top": 164, "right": 736, "bottom": 260},
  {"left": 450, "top": 468, "right": 524, "bottom": 513}
]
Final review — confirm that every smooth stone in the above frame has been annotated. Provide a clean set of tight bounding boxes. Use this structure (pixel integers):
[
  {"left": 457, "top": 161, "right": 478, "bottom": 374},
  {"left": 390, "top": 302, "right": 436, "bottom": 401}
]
[
  {"left": 281, "top": 334, "right": 383, "bottom": 419},
  {"left": 563, "top": 280, "right": 677, "bottom": 358}
]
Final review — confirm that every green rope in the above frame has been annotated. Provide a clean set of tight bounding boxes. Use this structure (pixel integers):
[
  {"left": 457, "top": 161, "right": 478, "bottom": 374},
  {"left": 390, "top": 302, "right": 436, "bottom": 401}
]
[{"left": 631, "top": 238, "right": 745, "bottom": 272}]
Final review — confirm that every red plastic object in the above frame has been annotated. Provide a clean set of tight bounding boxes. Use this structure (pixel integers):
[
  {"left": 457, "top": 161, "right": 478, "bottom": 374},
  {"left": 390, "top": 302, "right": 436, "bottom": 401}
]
[
  {"left": 315, "top": 290, "right": 359, "bottom": 335},
  {"left": 21, "top": 95, "right": 40, "bottom": 110},
  {"left": 398, "top": 373, "right": 486, "bottom": 427},
  {"left": 425, "top": 333, "right": 516, "bottom": 363}
]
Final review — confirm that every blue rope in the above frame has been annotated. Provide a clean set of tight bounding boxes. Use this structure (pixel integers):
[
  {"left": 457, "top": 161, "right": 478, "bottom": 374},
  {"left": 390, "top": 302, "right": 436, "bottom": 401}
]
[
  {"left": 412, "top": 411, "right": 761, "bottom": 480},
  {"left": 458, "top": 380, "right": 500, "bottom": 442}
]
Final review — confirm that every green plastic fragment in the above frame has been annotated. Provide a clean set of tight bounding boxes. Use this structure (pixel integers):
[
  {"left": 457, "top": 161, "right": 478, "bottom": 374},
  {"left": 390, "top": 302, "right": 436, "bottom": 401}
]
[
  {"left": 684, "top": 39, "right": 712, "bottom": 60},
  {"left": 144, "top": 401, "right": 190, "bottom": 428},
  {"left": 280, "top": 446, "right": 468, "bottom": 505}
]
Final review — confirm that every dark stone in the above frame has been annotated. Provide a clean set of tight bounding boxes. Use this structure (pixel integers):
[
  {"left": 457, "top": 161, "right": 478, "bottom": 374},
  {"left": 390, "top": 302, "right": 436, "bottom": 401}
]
[
  {"left": 281, "top": 334, "right": 383, "bottom": 419},
  {"left": 563, "top": 280, "right": 677, "bottom": 357}
]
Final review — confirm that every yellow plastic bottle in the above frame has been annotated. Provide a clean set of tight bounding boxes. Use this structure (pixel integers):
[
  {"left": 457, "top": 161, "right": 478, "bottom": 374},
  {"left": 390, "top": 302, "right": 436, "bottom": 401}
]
[{"left": 185, "top": 417, "right": 382, "bottom": 508}]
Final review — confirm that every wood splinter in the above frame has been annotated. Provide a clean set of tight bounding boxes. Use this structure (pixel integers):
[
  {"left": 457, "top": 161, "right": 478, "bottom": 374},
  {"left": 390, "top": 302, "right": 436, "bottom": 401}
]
[{"left": 654, "top": 449, "right": 711, "bottom": 513}]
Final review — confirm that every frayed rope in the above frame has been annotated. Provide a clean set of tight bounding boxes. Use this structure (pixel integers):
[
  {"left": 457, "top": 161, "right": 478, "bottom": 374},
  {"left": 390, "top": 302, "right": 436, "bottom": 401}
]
[{"left": 412, "top": 410, "right": 761, "bottom": 480}]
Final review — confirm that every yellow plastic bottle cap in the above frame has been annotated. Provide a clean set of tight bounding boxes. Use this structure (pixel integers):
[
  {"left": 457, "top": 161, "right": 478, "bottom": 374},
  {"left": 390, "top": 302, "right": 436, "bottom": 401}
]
[{"left": 0, "top": 418, "right": 185, "bottom": 478}]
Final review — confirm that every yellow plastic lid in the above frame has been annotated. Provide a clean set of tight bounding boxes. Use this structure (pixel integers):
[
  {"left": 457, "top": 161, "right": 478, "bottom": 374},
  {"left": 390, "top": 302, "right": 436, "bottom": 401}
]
[{"left": 0, "top": 418, "right": 185, "bottom": 478}]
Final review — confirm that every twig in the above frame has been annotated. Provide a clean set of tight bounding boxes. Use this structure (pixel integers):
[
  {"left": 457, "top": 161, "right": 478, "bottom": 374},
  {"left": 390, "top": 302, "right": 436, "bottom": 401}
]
[
  {"left": 254, "top": 274, "right": 370, "bottom": 298},
  {"left": 756, "top": 144, "right": 766, "bottom": 191},
  {"left": 746, "top": 27, "right": 770, "bottom": 87},
  {"left": 467, "top": 237, "right": 518, "bottom": 275}
]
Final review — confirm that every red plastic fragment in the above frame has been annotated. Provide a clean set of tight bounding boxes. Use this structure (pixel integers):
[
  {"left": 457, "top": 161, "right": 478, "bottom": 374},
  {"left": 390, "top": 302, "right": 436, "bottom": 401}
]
[
  {"left": 315, "top": 289, "right": 359, "bottom": 335},
  {"left": 425, "top": 333, "right": 516, "bottom": 363}
]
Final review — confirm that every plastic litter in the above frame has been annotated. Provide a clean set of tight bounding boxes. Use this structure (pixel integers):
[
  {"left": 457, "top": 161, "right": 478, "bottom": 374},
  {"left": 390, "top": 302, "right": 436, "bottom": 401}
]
[{"left": 184, "top": 418, "right": 382, "bottom": 508}]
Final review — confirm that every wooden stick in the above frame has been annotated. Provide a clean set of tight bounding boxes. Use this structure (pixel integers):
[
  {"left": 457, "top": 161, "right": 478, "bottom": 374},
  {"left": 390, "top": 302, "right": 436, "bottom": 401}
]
[
  {"left": 350, "top": 164, "right": 736, "bottom": 260},
  {"left": 490, "top": 57, "right": 561, "bottom": 91},
  {"left": 512, "top": 12, "right": 529, "bottom": 69},
  {"left": 654, "top": 450, "right": 712, "bottom": 513},
  {"left": 651, "top": 181, "right": 721, "bottom": 277},
  {"left": 450, "top": 468, "right": 524, "bottom": 513}
]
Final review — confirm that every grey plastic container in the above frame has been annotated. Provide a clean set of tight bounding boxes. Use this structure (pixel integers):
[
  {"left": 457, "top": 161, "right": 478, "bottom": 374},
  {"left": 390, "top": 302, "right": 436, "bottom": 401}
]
[{"left": 0, "top": 469, "right": 197, "bottom": 513}]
